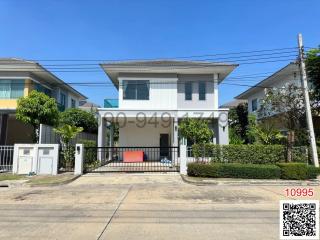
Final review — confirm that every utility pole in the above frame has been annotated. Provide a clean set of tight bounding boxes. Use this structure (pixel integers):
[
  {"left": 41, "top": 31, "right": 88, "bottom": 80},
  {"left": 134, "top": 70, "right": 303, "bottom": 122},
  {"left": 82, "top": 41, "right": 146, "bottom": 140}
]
[{"left": 297, "top": 33, "right": 319, "bottom": 167}]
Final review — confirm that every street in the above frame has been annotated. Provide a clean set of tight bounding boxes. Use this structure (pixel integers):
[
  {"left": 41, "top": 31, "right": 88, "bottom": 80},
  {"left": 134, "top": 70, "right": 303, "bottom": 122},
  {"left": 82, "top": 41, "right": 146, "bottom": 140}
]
[{"left": 0, "top": 174, "right": 318, "bottom": 240}]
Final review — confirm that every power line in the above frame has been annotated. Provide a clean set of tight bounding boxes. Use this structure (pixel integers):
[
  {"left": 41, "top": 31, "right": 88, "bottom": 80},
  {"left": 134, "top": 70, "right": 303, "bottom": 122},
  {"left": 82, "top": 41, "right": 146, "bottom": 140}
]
[
  {"left": 0, "top": 58, "right": 297, "bottom": 72},
  {"left": 14, "top": 47, "right": 298, "bottom": 62},
  {"left": 0, "top": 50, "right": 299, "bottom": 66}
]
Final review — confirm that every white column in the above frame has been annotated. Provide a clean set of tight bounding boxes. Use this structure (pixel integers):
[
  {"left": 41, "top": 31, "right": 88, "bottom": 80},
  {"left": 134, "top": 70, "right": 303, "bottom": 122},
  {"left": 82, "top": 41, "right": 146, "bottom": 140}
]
[
  {"left": 173, "top": 117, "right": 178, "bottom": 147},
  {"left": 179, "top": 144, "right": 187, "bottom": 175},
  {"left": 74, "top": 144, "right": 84, "bottom": 175},
  {"left": 217, "top": 111, "right": 229, "bottom": 145},
  {"left": 98, "top": 116, "right": 105, "bottom": 162},
  {"left": 213, "top": 73, "right": 219, "bottom": 109},
  {"left": 108, "top": 123, "right": 114, "bottom": 161}
]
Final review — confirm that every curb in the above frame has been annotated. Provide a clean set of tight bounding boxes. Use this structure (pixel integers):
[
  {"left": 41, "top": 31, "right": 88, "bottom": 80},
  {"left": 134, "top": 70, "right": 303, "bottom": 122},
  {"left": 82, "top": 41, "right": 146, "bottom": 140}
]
[{"left": 180, "top": 175, "right": 320, "bottom": 186}]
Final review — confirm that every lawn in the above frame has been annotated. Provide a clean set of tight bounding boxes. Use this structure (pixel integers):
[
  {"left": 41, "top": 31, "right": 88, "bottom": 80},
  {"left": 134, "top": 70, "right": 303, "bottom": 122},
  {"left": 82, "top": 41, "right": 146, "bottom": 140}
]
[
  {"left": 0, "top": 174, "right": 26, "bottom": 181},
  {"left": 26, "top": 174, "right": 78, "bottom": 186}
]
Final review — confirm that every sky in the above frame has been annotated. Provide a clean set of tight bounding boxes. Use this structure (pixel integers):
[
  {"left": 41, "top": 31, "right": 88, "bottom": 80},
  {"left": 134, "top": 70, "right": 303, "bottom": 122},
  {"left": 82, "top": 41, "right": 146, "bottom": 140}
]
[{"left": 0, "top": 0, "right": 319, "bottom": 106}]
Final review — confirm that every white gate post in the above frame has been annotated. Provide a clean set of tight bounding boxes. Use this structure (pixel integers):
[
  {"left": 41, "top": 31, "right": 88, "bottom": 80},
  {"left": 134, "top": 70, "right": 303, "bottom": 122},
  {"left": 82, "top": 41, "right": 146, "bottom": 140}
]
[
  {"left": 12, "top": 144, "right": 19, "bottom": 174},
  {"left": 74, "top": 144, "right": 84, "bottom": 175},
  {"left": 180, "top": 144, "right": 187, "bottom": 175}
]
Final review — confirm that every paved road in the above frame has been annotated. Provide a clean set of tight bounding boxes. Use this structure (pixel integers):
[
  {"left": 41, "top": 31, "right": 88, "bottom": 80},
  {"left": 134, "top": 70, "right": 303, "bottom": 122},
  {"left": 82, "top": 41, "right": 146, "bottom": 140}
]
[{"left": 0, "top": 174, "right": 318, "bottom": 240}]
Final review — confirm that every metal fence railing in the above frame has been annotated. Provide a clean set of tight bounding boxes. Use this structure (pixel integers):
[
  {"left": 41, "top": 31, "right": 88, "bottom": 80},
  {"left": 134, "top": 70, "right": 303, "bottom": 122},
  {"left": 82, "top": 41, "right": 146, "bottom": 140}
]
[
  {"left": 58, "top": 146, "right": 75, "bottom": 173},
  {"left": 84, "top": 146, "right": 180, "bottom": 173},
  {"left": 0, "top": 145, "right": 14, "bottom": 172}
]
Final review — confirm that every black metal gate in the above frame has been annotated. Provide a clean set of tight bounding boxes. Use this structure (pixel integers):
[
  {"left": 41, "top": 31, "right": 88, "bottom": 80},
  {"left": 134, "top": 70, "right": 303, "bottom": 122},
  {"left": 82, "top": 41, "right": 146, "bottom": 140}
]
[{"left": 83, "top": 147, "right": 180, "bottom": 173}]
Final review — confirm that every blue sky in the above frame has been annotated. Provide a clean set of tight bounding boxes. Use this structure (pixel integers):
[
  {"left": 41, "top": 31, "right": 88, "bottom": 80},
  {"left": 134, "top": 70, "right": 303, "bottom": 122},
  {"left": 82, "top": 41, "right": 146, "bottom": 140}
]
[{"left": 0, "top": 0, "right": 319, "bottom": 106}]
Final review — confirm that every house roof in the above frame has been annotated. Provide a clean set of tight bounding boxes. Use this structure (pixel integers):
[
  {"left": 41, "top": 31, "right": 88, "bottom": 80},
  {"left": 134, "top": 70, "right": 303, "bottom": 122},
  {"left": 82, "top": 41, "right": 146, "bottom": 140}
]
[
  {"left": 79, "top": 100, "right": 100, "bottom": 108},
  {"left": 100, "top": 59, "right": 238, "bottom": 87},
  {"left": 219, "top": 99, "right": 247, "bottom": 108},
  {"left": 0, "top": 58, "right": 87, "bottom": 99},
  {"left": 235, "top": 62, "right": 300, "bottom": 100}
]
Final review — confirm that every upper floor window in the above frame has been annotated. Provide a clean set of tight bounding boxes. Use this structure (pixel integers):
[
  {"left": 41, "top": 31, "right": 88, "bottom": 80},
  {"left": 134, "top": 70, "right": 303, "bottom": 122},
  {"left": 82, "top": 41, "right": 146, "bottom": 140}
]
[
  {"left": 60, "top": 93, "right": 66, "bottom": 107},
  {"left": 185, "top": 82, "right": 192, "bottom": 100},
  {"left": 35, "top": 83, "right": 52, "bottom": 97},
  {"left": 71, "top": 99, "right": 76, "bottom": 108},
  {"left": 0, "top": 80, "right": 24, "bottom": 99},
  {"left": 252, "top": 98, "right": 258, "bottom": 112},
  {"left": 199, "top": 82, "right": 206, "bottom": 100},
  {"left": 123, "top": 80, "right": 149, "bottom": 100}
]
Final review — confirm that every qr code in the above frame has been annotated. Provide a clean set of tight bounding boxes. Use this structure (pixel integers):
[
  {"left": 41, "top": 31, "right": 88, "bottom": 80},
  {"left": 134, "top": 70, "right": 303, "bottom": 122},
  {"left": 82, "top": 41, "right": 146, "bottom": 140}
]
[{"left": 280, "top": 200, "right": 319, "bottom": 240}]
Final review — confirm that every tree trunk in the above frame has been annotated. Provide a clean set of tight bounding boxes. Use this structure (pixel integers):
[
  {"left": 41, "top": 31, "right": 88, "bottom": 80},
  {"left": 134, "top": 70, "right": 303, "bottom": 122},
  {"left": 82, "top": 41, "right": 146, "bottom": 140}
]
[{"left": 287, "top": 131, "right": 295, "bottom": 162}]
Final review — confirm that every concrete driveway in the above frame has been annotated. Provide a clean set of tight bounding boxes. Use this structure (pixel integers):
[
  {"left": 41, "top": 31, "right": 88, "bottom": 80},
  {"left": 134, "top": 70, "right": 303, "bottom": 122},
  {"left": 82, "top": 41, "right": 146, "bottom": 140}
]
[{"left": 0, "top": 174, "right": 318, "bottom": 240}]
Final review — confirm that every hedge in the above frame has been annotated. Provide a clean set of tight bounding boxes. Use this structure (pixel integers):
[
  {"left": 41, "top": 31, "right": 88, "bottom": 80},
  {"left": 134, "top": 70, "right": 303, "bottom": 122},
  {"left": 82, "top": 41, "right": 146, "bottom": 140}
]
[
  {"left": 192, "top": 144, "right": 309, "bottom": 164},
  {"left": 187, "top": 162, "right": 319, "bottom": 180},
  {"left": 187, "top": 163, "right": 281, "bottom": 179},
  {"left": 277, "top": 163, "right": 319, "bottom": 180}
]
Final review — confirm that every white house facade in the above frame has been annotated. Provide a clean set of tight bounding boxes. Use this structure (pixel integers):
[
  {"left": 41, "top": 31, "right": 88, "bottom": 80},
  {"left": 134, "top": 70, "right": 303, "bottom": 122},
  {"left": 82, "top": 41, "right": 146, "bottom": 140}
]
[
  {"left": 97, "top": 60, "right": 238, "bottom": 154},
  {"left": 235, "top": 62, "right": 301, "bottom": 115}
]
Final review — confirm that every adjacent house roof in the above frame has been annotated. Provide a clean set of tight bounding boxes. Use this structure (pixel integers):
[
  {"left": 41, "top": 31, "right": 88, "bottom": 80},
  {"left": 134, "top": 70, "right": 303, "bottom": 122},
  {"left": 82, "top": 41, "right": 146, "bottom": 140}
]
[
  {"left": 219, "top": 99, "right": 247, "bottom": 108},
  {"left": 235, "top": 62, "right": 300, "bottom": 100},
  {"left": 100, "top": 60, "right": 238, "bottom": 87},
  {"left": 79, "top": 100, "right": 100, "bottom": 108},
  {"left": 0, "top": 58, "right": 87, "bottom": 99}
]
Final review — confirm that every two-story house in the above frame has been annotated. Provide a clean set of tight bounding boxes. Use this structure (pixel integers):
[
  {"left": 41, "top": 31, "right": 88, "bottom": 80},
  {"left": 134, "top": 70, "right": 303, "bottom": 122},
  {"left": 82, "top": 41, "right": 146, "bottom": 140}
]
[
  {"left": 235, "top": 62, "right": 301, "bottom": 116},
  {"left": 0, "top": 58, "right": 87, "bottom": 144},
  {"left": 97, "top": 60, "right": 237, "bottom": 158}
]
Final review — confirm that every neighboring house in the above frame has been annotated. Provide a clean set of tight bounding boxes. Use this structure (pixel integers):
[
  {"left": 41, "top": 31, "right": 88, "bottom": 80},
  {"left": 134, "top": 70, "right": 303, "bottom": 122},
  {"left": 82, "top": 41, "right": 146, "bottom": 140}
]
[
  {"left": 97, "top": 60, "right": 238, "bottom": 153},
  {"left": 79, "top": 100, "right": 100, "bottom": 112},
  {"left": 235, "top": 62, "right": 301, "bottom": 116},
  {"left": 220, "top": 99, "right": 247, "bottom": 108},
  {"left": 0, "top": 58, "right": 87, "bottom": 144}
]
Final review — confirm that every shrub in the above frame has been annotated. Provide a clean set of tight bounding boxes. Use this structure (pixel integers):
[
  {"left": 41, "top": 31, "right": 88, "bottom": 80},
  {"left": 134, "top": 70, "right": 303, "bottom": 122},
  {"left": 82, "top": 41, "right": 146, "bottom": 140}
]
[
  {"left": 192, "top": 144, "right": 287, "bottom": 164},
  {"left": 60, "top": 108, "right": 98, "bottom": 133},
  {"left": 277, "top": 163, "right": 319, "bottom": 180},
  {"left": 187, "top": 163, "right": 281, "bottom": 179}
]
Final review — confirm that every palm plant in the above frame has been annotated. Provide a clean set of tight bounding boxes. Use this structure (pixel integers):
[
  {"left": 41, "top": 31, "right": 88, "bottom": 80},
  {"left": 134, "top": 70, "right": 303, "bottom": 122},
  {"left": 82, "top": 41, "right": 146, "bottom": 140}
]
[{"left": 54, "top": 124, "right": 83, "bottom": 167}]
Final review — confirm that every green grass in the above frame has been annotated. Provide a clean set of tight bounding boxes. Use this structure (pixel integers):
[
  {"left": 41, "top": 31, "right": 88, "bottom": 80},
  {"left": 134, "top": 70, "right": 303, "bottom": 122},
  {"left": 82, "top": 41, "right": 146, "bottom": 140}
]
[
  {"left": 0, "top": 174, "right": 26, "bottom": 181},
  {"left": 26, "top": 174, "right": 77, "bottom": 186}
]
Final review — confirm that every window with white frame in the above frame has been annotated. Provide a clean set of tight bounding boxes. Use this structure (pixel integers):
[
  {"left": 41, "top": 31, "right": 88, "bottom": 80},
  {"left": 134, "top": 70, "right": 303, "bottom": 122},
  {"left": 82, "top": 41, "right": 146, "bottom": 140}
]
[
  {"left": 71, "top": 98, "right": 76, "bottom": 108},
  {"left": 0, "top": 80, "right": 24, "bottom": 99},
  {"left": 60, "top": 93, "right": 66, "bottom": 107},
  {"left": 252, "top": 98, "right": 258, "bottom": 112},
  {"left": 198, "top": 82, "right": 206, "bottom": 100},
  {"left": 185, "top": 82, "right": 192, "bottom": 100},
  {"left": 123, "top": 80, "right": 149, "bottom": 100}
]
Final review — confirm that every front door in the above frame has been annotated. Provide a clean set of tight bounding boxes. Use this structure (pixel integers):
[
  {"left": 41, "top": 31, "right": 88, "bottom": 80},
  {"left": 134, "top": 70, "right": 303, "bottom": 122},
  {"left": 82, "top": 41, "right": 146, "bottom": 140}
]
[{"left": 160, "top": 134, "right": 169, "bottom": 158}]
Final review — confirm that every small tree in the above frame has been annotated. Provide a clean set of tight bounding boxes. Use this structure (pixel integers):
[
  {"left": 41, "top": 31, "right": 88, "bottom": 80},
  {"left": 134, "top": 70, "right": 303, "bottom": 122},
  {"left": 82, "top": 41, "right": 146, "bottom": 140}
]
[
  {"left": 306, "top": 47, "right": 320, "bottom": 102},
  {"left": 229, "top": 103, "right": 249, "bottom": 143},
  {"left": 258, "top": 83, "right": 305, "bottom": 131},
  {"left": 16, "top": 90, "right": 59, "bottom": 142},
  {"left": 54, "top": 124, "right": 83, "bottom": 167},
  {"left": 179, "top": 118, "right": 213, "bottom": 144},
  {"left": 60, "top": 108, "right": 98, "bottom": 133}
]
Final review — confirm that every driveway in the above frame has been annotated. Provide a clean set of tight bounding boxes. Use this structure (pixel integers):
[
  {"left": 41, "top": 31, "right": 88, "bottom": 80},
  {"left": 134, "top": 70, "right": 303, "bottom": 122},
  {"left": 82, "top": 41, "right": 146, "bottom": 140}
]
[{"left": 0, "top": 174, "right": 318, "bottom": 240}]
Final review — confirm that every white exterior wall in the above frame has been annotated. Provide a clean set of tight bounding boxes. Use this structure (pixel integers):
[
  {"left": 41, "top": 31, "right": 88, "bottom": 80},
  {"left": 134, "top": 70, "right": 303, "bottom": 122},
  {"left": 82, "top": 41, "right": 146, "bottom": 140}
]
[
  {"left": 177, "top": 74, "right": 218, "bottom": 110},
  {"left": 247, "top": 74, "right": 301, "bottom": 114},
  {"left": 119, "top": 121, "right": 171, "bottom": 147},
  {"left": 118, "top": 76, "right": 178, "bottom": 110},
  {"left": 67, "top": 92, "right": 80, "bottom": 108}
]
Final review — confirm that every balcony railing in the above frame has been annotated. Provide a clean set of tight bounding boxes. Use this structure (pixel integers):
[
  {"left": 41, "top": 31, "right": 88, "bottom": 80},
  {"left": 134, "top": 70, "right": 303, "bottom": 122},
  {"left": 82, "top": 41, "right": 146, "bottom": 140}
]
[{"left": 104, "top": 99, "right": 119, "bottom": 108}]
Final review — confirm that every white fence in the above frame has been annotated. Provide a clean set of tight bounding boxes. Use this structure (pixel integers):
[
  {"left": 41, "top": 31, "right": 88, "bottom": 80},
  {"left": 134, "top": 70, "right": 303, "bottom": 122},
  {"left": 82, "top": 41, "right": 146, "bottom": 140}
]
[
  {"left": 0, "top": 146, "right": 14, "bottom": 172},
  {"left": 39, "top": 124, "right": 97, "bottom": 145}
]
